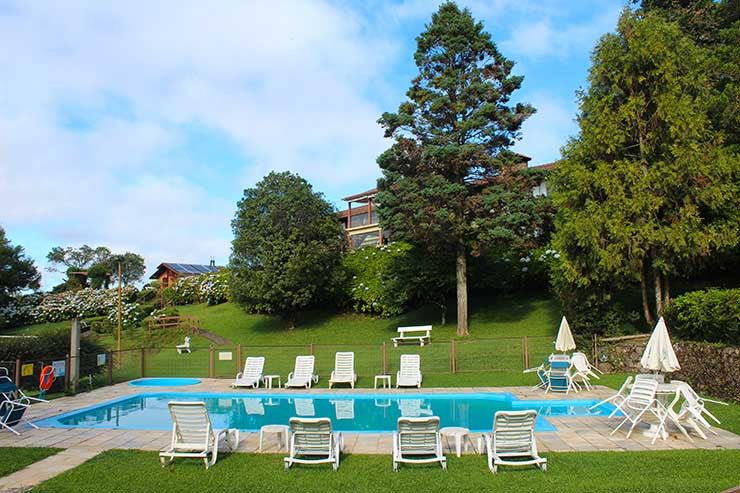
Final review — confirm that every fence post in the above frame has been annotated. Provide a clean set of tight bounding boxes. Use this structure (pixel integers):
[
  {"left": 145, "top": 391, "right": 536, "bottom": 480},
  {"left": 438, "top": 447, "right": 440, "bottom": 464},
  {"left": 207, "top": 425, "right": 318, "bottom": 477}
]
[
  {"left": 64, "top": 353, "right": 70, "bottom": 390},
  {"left": 140, "top": 347, "right": 145, "bottom": 377},
  {"left": 592, "top": 334, "right": 599, "bottom": 370},
  {"left": 14, "top": 358, "right": 21, "bottom": 387},
  {"left": 450, "top": 340, "right": 456, "bottom": 373},
  {"left": 236, "top": 344, "right": 242, "bottom": 373},
  {"left": 107, "top": 350, "right": 113, "bottom": 385},
  {"left": 208, "top": 346, "right": 214, "bottom": 378},
  {"left": 309, "top": 343, "right": 314, "bottom": 356},
  {"left": 382, "top": 341, "right": 387, "bottom": 375},
  {"left": 523, "top": 336, "right": 529, "bottom": 370}
]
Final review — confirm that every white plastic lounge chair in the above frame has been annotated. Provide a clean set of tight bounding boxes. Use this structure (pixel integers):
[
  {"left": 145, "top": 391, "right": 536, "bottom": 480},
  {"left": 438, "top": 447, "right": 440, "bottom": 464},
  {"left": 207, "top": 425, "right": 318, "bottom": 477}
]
[
  {"left": 159, "top": 401, "right": 239, "bottom": 469},
  {"left": 284, "top": 417, "right": 342, "bottom": 470},
  {"left": 329, "top": 352, "right": 357, "bottom": 388},
  {"left": 570, "top": 353, "right": 597, "bottom": 390},
  {"left": 398, "top": 399, "right": 433, "bottom": 417},
  {"left": 572, "top": 352, "right": 603, "bottom": 377},
  {"left": 610, "top": 379, "right": 673, "bottom": 444},
  {"left": 548, "top": 353, "right": 570, "bottom": 363},
  {"left": 0, "top": 399, "right": 38, "bottom": 435},
  {"left": 589, "top": 376, "right": 633, "bottom": 417},
  {"left": 294, "top": 398, "right": 315, "bottom": 417},
  {"left": 243, "top": 398, "right": 264, "bottom": 416},
  {"left": 396, "top": 354, "right": 422, "bottom": 388},
  {"left": 393, "top": 416, "right": 446, "bottom": 471},
  {"left": 484, "top": 410, "right": 547, "bottom": 474},
  {"left": 232, "top": 356, "right": 265, "bottom": 388},
  {"left": 176, "top": 336, "right": 191, "bottom": 354},
  {"left": 285, "top": 356, "right": 318, "bottom": 389},
  {"left": 523, "top": 359, "right": 549, "bottom": 390},
  {"left": 331, "top": 399, "right": 355, "bottom": 420}
]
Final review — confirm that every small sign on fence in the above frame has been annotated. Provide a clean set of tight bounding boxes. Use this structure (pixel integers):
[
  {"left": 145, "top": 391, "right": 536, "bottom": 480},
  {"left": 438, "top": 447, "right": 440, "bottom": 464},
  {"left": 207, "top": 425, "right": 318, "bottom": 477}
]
[
  {"left": 218, "top": 352, "right": 233, "bottom": 361},
  {"left": 52, "top": 360, "right": 66, "bottom": 377},
  {"left": 97, "top": 353, "right": 106, "bottom": 366},
  {"left": 21, "top": 363, "right": 34, "bottom": 377}
]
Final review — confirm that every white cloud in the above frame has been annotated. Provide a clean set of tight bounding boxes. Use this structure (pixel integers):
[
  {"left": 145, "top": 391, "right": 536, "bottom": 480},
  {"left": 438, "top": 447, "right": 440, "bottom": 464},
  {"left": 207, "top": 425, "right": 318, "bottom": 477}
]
[{"left": 513, "top": 94, "right": 576, "bottom": 163}]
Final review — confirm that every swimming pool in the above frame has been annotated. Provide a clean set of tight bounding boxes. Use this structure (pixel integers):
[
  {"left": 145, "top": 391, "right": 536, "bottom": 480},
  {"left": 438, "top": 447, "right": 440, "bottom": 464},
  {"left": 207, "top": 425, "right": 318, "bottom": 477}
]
[
  {"left": 37, "top": 392, "right": 615, "bottom": 433},
  {"left": 128, "top": 378, "right": 201, "bottom": 387}
]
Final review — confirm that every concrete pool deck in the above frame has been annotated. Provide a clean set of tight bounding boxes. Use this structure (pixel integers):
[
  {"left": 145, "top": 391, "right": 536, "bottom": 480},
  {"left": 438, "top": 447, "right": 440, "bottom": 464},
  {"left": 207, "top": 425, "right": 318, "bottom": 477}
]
[{"left": 0, "top": 379, "right": 738, "bottom": 491}]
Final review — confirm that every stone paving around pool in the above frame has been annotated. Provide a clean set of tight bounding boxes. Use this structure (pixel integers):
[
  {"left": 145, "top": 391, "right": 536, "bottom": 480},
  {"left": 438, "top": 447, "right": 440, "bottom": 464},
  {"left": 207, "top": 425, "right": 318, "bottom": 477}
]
[{"left": 0, "top": 379, "right": 738, "bottom": 491}]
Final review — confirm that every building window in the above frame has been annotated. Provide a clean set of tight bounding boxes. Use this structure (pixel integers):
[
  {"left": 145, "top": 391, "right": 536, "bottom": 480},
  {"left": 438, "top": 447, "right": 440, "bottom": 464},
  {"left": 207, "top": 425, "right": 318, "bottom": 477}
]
[
  {"left": 350, "top": 231, "right": 380, "bottom": 249},
  {"left": 350, "top": 212, "right": 369, "bottom": 228}
]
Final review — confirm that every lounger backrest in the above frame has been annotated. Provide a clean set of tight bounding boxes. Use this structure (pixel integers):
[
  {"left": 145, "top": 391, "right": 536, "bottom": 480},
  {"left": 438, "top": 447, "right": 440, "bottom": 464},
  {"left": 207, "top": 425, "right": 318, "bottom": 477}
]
[
  {"left": 675, "top": 382, "right": 701, "bottom": 409},
  {"left": 626, "top": 379, "right": 658, "bottom": 410},
  {"left": 399, "top": 354, "right": 420, "bottom": 377},
  {"left": 168, "top": 401, "right": 212, "bottom": 446},
  {"left": 244, "top": 357, "right": 265, "bottom": 379},
  {"left": 334, "top": 352, "right": 354, "bottom": 376},
  {"left": 0, "top": 400, "right": 27, "bottom": 427},
  {"left": 290, "top": 417, "right": 332, "bottom": 454},
  {"left": 549, "top": 354, "right": 570, "bottom": 363},
  {"left": 493, "top": 410, "right": 537, "bottom": 455},
  {"left": 617, "top": 376, "right": 633, "bottom": 395},
  {"left": 293, "top": 356, "right": 315, "bottom": 379},
  {"left": 397, "top": 417, "right": 439, "bottom": 453}
]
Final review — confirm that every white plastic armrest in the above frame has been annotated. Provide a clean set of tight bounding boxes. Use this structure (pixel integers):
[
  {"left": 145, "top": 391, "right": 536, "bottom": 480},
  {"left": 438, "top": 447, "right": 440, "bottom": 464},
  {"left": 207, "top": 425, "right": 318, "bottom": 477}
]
[
  {"left": 235, "top": 372, "right": 243, "bottom": 379},
  {"left": 288, "top": 372, "right": 294, "bottom": 380}
]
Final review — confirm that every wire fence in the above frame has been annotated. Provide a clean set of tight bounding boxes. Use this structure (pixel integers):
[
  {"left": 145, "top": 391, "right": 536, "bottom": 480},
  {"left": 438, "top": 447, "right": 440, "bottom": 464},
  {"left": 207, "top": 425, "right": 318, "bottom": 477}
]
[{"left": 0, "top": 335, "right": 564, "bottom": 396}]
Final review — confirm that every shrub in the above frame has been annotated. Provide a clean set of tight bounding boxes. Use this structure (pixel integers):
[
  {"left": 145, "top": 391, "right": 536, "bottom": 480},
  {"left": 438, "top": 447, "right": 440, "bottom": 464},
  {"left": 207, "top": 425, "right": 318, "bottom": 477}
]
[
  {"left": 85, "top": 316, "right": 115, "bottom": 334},
  {"left": 343, "top": 243, "right": 414, "bottom": 317},
  {"left": 667, "top": 288, "right": 740, "bottom": 344}
]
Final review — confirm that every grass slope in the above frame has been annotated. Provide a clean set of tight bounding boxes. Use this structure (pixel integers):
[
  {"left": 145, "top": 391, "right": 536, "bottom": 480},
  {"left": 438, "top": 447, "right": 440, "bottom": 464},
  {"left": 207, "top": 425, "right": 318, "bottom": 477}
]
[
  {"left": 0, "top": 447, "right": 61, "bottom": 478},
  {"left": 31, "top": 449, "right": 740, "bottom": 493}
]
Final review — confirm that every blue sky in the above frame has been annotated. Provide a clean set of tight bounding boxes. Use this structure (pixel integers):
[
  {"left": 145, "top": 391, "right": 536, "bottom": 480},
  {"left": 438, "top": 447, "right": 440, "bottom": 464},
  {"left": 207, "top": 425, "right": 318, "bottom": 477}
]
[{"left": 0, "top": 0, "right": 625, "bottom": 289}]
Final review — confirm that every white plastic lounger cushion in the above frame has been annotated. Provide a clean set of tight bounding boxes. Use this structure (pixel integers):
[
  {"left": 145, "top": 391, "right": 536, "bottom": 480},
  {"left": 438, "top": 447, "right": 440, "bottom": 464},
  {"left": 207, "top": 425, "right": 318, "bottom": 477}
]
[{"left": 396, "top": 354, "right": 422, "bottom": 388}]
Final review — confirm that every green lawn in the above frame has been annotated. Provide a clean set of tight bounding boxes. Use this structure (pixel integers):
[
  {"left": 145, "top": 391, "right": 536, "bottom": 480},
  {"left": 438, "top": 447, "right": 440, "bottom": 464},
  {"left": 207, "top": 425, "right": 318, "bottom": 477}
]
[
  {"left": 2, "top": 320, "right": 69, "bottom": 336},
  {"left": 0, "top": 447, "right": 61, "bottom": 478},
  {"left": 30, "top": 449, "right": 740, "bottom": 493}
]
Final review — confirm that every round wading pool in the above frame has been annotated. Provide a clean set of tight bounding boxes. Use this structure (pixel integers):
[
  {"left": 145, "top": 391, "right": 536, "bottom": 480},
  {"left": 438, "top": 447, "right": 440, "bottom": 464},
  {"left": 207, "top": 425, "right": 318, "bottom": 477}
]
[{"left": 128, "top": 378, "right": 201, "bottom": 387}]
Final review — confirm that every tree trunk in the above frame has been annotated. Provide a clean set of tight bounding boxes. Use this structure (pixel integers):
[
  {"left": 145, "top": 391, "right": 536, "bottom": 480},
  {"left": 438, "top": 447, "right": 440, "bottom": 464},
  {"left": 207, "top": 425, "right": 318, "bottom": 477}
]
[
  {"left": 455, "top": 249, "right": 469, "bottom": 336},
  {"left": 639, "top": 264, "right": 655, "bottom": 326},
  {"left": 654, "top": 270, "right": 664, "bottom": 319},
  {"left": 663, "top": 275, "right": 671, "bottom": 310}
]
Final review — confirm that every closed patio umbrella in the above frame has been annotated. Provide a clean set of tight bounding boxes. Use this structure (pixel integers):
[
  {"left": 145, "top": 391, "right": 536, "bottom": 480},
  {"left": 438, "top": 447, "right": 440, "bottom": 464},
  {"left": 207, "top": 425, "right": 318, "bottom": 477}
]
[
  {"left": 554, "top": 316, "right": 576, "bottom": 353},
  {"left": 640, "top": 317, "right": 680, "bottom": 373}
]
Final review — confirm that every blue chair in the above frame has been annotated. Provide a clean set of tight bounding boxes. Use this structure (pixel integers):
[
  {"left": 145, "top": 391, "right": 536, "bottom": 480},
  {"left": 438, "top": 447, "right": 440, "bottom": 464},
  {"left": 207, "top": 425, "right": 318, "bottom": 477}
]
[
  {"left": 546, "top": 360, "right": 575, "bottom": 394},
  {"left": 0, "top": 399, "right": 38, "bottom": 435}
]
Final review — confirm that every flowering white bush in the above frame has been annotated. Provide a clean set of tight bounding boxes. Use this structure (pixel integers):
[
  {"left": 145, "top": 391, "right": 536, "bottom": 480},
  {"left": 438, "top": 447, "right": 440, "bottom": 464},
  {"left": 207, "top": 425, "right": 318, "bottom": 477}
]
[
  {"left": 0, "top": 286, "right": 143, "bottom": 328},
  {"left": 165, "top": 269, "right": 230, "bottom": 306}
]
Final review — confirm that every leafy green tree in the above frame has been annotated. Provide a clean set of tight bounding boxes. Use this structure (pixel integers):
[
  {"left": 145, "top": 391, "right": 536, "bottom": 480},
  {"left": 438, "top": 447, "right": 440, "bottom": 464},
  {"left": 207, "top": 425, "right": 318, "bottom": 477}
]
[
  {"left": 230, "top": 171, "right": 345, "bottom": 327},
  {"left": 0, "top": 226, "right": 40, "bottom": 302},
  {"left": 104, "top": 253, "right": 146, "bottom": 287},
  {"left": 47, "top": 246, "right": 145, "bottom": 289},
  {"left": 376, "top": 2, "right": 540, "bottom": 336},
  {"left": 47, "top": 245, "right": 111, "bottom": 288},
  {"left": 551, "top": 9, "right": 740, "bottom": 327}
]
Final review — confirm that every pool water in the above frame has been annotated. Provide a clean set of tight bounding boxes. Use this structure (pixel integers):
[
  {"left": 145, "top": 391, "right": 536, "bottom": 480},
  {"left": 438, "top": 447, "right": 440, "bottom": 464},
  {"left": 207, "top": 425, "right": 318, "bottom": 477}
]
[
  {"left": 37, "top": 392, "right": 615, "bottom": 433},
  {"left": 128, "top": 378, "right": 201, "bottom": 387}
]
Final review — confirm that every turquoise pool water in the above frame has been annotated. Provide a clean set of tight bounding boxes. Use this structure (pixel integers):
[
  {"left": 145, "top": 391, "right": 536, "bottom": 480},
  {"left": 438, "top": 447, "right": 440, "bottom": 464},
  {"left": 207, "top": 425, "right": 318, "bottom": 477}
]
[
  {"left": 37, "top": 392, "right": 615, "bottom": 433},
  {"left": 128, "top": 378, "right": 201, "bottom": 387}
]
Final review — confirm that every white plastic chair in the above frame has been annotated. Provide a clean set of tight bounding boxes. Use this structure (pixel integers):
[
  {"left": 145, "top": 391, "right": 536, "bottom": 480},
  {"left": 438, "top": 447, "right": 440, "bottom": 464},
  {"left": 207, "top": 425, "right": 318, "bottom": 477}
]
[
  {"left": 672, "top": 381, "right": 724, "bottom": 439},
  {"left": 176, "top": 336, "right": 191, "bottom": 354},
  {"left": 159, "top": 401, "right": 239, "bottom": 469},
  {"left": 329, "top": 352, "right": 357, "bottom": 388},
  {"left": 285, "top": 356, "right": 318, "bottom": 389},
  {"left": 284, "top": 417, "right": 342, "bottom": 470},
  {"left": 571, "top": 353, "right": 597, "bottom": 390},
  {"left": 610, "top": 379, "right": 668, "bottom": 444},
  {"left": 484, "top": 410, "right": 547, "bottom": 474},
  {"left": 589, "top": 376, "right": 633, "bottom": 417},
  {"left": 396, "top": 354, "right": 422, "bottom": 388},
  {"left": 392, "top": 417, "right": 446, "bottom": 471},
  {"left": 232, "top": 356, "right": 265, "bottom": 388}
]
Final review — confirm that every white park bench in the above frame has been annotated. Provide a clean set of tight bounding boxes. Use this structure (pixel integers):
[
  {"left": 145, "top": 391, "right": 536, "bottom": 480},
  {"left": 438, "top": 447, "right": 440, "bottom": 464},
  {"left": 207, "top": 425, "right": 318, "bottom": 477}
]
[{"left": 393, "top": 325, "right": 432, "bottom": 347}]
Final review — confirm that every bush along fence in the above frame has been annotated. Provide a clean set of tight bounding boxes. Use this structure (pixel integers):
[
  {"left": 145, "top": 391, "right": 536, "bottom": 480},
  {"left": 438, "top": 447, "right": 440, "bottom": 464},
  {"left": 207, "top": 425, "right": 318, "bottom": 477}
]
[{"left": 0, "top": 335, "right": 561, "bottom": 394}]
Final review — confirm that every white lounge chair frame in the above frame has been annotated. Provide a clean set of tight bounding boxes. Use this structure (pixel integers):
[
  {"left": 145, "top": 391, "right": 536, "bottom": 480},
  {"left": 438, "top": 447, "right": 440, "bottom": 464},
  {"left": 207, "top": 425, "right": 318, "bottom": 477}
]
[
  {"left": 396, "top": 354, "right": 422, "bottom": 388},
  {"left": 0, "top": 399, "right": 39, "bottom": 435},
  {"left": 285, "top": 356, "right": 318, "bottom": 389},
  {"left": 589, "top": 376, "right": 633, "bottom": 417},
  {"left": 484, "top": 410, "right": 547, "bottom": 474},
  {"left": 176, "top": 336, "right": 191, "bottom": 354},
  {"left": 392, "top": 417, "right": 446, "bottom": 471},
  {"left": 672, "top": 381, "right": 724, "bottom": 439},
  {"left": 159, "top": 401, "right": 239, "bottom": 469},
  {"left": 284, "top": 417, "right": 342, "bottom": 470},
  {"left": 329, "top": 352, "right": 357, "bottom": 388},
  {"left": 232, "top": 356, "right": 265, "bottom": 388}
]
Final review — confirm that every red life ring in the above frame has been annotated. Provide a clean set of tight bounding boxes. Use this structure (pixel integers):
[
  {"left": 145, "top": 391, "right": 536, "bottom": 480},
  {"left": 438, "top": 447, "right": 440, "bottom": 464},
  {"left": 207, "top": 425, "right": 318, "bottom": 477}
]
[{"left": 39, "top": 366, "right": 55, "bottom": 391}]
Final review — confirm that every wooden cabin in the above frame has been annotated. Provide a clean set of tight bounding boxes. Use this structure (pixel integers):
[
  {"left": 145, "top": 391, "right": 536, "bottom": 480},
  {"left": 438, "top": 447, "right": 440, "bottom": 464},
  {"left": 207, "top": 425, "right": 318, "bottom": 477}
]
[{"left": 149, "top": 261, "right": 221, "bottom": 288}]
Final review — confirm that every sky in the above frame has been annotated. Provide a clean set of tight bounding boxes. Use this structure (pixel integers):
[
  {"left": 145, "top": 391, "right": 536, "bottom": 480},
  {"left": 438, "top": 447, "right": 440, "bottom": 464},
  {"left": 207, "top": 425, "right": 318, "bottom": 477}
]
[{"left": 0, "top": 0, "right": 625, "bottom": 290}]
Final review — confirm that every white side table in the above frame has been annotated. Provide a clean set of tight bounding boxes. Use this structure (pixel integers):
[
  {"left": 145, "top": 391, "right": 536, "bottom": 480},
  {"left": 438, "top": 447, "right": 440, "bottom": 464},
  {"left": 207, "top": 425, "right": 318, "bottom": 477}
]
[
  {"left": 263, "top": 375, "right": 281, "bottom": 389},
  {"left": 259, "top": 424, "right": 289, "bottom": 452},
  {"left": 440, "top": 427, "right": 476, "bottom": 457},
  {"left": 374, "top": 374, "right": 391, "bottom": 389}
]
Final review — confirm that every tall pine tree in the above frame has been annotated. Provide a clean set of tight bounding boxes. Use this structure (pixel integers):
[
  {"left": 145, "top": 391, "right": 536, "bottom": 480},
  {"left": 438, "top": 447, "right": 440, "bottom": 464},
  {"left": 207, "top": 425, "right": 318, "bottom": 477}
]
[{"left": 377, "top": 2, "right": 538, "bottom": 336}]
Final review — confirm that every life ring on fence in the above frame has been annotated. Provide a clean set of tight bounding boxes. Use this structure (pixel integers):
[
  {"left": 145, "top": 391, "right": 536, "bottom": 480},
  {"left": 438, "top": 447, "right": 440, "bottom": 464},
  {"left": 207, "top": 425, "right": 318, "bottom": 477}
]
[{"left": 39, "top": 366, "right": 55, "bottom": 391}]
